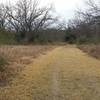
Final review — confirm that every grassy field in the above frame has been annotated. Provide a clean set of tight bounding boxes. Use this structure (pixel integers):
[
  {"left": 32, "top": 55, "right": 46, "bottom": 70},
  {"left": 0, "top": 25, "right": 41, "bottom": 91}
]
[
  {"left": 0, "top": 45, "right": 54, "bottom": 86},
  {"left": 78, "top": 44, "right": 100, "bottom": 59},
  {"left": 0, "top": 46, "right": 100, "bottom": 100},
  {"left": 1, "top": 44, "right": 100, "bottom": 86}
]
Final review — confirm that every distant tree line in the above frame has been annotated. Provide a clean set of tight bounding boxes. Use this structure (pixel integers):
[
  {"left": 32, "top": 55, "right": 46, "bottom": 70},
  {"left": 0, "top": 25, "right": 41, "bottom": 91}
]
[
  {"left": 0, "top": 0, "right": 62, "bottom": 42},
  {"left": 1, "top": 0, "right": 99, "bottom": 44},
  {"left": 66, "top": 0, "right": 100, "bottom": 44}
]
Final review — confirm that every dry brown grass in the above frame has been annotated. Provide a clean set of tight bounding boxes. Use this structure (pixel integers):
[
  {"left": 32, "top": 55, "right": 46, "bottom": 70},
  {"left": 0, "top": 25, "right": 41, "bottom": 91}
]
[
  {"left": 78, "top": 44, "right": 100, "bottom": 59},
  {"left": 0, "top": 45, "right": 53, "bottom": 86},
  {"left": 1, "top": 46, "right": 100, "bottom": 100}
]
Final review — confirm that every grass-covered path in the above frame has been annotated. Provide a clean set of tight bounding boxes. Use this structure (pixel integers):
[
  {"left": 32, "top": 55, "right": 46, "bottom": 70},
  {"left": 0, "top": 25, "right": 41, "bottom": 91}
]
[{"left": 1, "top": 46, "right": 100, "bottom": 100}]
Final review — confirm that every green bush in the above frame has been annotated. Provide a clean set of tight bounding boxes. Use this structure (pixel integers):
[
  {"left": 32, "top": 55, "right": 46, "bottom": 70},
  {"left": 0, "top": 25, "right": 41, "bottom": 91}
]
[
  {"left": 65, "top": 31, "right": 76, "bottom": 44},
  {"left": 76, "top": 36, "right": 89, "bottom": 44},
  {"left": 0, "top": 29, "right": 16, "bottom": 44},
  {"left": 76, "top": 36, "right": 100, "bottom": 44},
  {"left": 65, "top": 27, "right": 100, "bottom": 44}
]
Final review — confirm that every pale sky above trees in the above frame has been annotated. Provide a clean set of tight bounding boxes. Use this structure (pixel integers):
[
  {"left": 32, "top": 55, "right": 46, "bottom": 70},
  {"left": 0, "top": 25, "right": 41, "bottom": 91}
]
[{"left": 0, "top": 0, "right": 85, "bottom": 21}]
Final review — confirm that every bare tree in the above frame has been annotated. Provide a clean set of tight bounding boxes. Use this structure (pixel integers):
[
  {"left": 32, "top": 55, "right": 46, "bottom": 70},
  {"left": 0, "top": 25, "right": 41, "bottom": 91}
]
[
  {"left": 5, "top": 0, "right": 57, "bottom": 41},
  {"left": 0, "top": 4, "right": 8, "bottom": 29},
  {"left": 66, "top": 0, "right": 100, "bottom": 43}
]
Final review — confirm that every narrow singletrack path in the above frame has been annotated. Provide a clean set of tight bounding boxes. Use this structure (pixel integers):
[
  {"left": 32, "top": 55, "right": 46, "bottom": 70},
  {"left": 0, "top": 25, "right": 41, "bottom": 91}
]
[{"left": 1, "top": 46, "right": 100, "bottom": 100}]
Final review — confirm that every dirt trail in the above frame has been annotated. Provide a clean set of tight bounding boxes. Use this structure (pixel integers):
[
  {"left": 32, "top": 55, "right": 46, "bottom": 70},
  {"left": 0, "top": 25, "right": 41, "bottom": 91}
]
[{"left": 1, "top": 46, "right": 100, "bottom": 100}]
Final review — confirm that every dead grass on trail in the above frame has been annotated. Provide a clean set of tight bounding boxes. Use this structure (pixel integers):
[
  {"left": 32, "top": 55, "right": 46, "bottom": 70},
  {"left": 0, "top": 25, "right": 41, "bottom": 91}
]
[
  {"left": 0, "top": 45, "right": 53, "bottom": 86},
  {"left": 78, "top": 44, "right": 100, "bottom": 60}
]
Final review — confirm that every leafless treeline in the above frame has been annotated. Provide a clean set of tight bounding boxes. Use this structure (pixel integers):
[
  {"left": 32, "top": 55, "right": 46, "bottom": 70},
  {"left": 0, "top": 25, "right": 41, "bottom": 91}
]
[
  {"left": 0, "top": 0, "right": 59, "bottom": 42},
  {"left": 67, "top": 0, "right": 100, "bottom": 43}
]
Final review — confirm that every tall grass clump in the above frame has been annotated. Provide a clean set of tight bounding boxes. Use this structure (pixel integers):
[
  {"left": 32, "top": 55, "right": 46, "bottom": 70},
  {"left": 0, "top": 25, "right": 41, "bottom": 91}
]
[{"left": 0, "top": 55, "right": 7, "bottom": 72}]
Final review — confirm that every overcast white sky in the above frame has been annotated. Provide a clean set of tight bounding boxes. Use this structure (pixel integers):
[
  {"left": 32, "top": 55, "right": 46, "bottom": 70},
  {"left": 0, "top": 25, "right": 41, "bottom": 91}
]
[
  {"left": 41, "top": 0, "right": 85, "bottom": 20},
  {"left": 0, "top": 0, "right": 85, "bottom": 21}
]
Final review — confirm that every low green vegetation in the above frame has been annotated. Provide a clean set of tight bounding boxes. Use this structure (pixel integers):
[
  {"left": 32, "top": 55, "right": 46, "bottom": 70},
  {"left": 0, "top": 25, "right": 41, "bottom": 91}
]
[
  {"left": 0, "top": 29, "right": 16, "bottom": 44},
  {"left": 65, "top": 29, "right": 100, "bottom": 44},
  {"left": 0, "top": 28, "right": 66, "bottom": 44}
]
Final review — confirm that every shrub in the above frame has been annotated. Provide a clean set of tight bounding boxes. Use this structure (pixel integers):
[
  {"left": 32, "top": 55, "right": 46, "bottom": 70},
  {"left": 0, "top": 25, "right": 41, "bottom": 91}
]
[
  {"left": 0, "top": 29, "right": 16, "bottom": 44},
  {"left": 65, "top": 29, "right": 76, "bottom": 44},
  {"left": 76, "top": 36, "right": 89, "bottom": 44}
]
